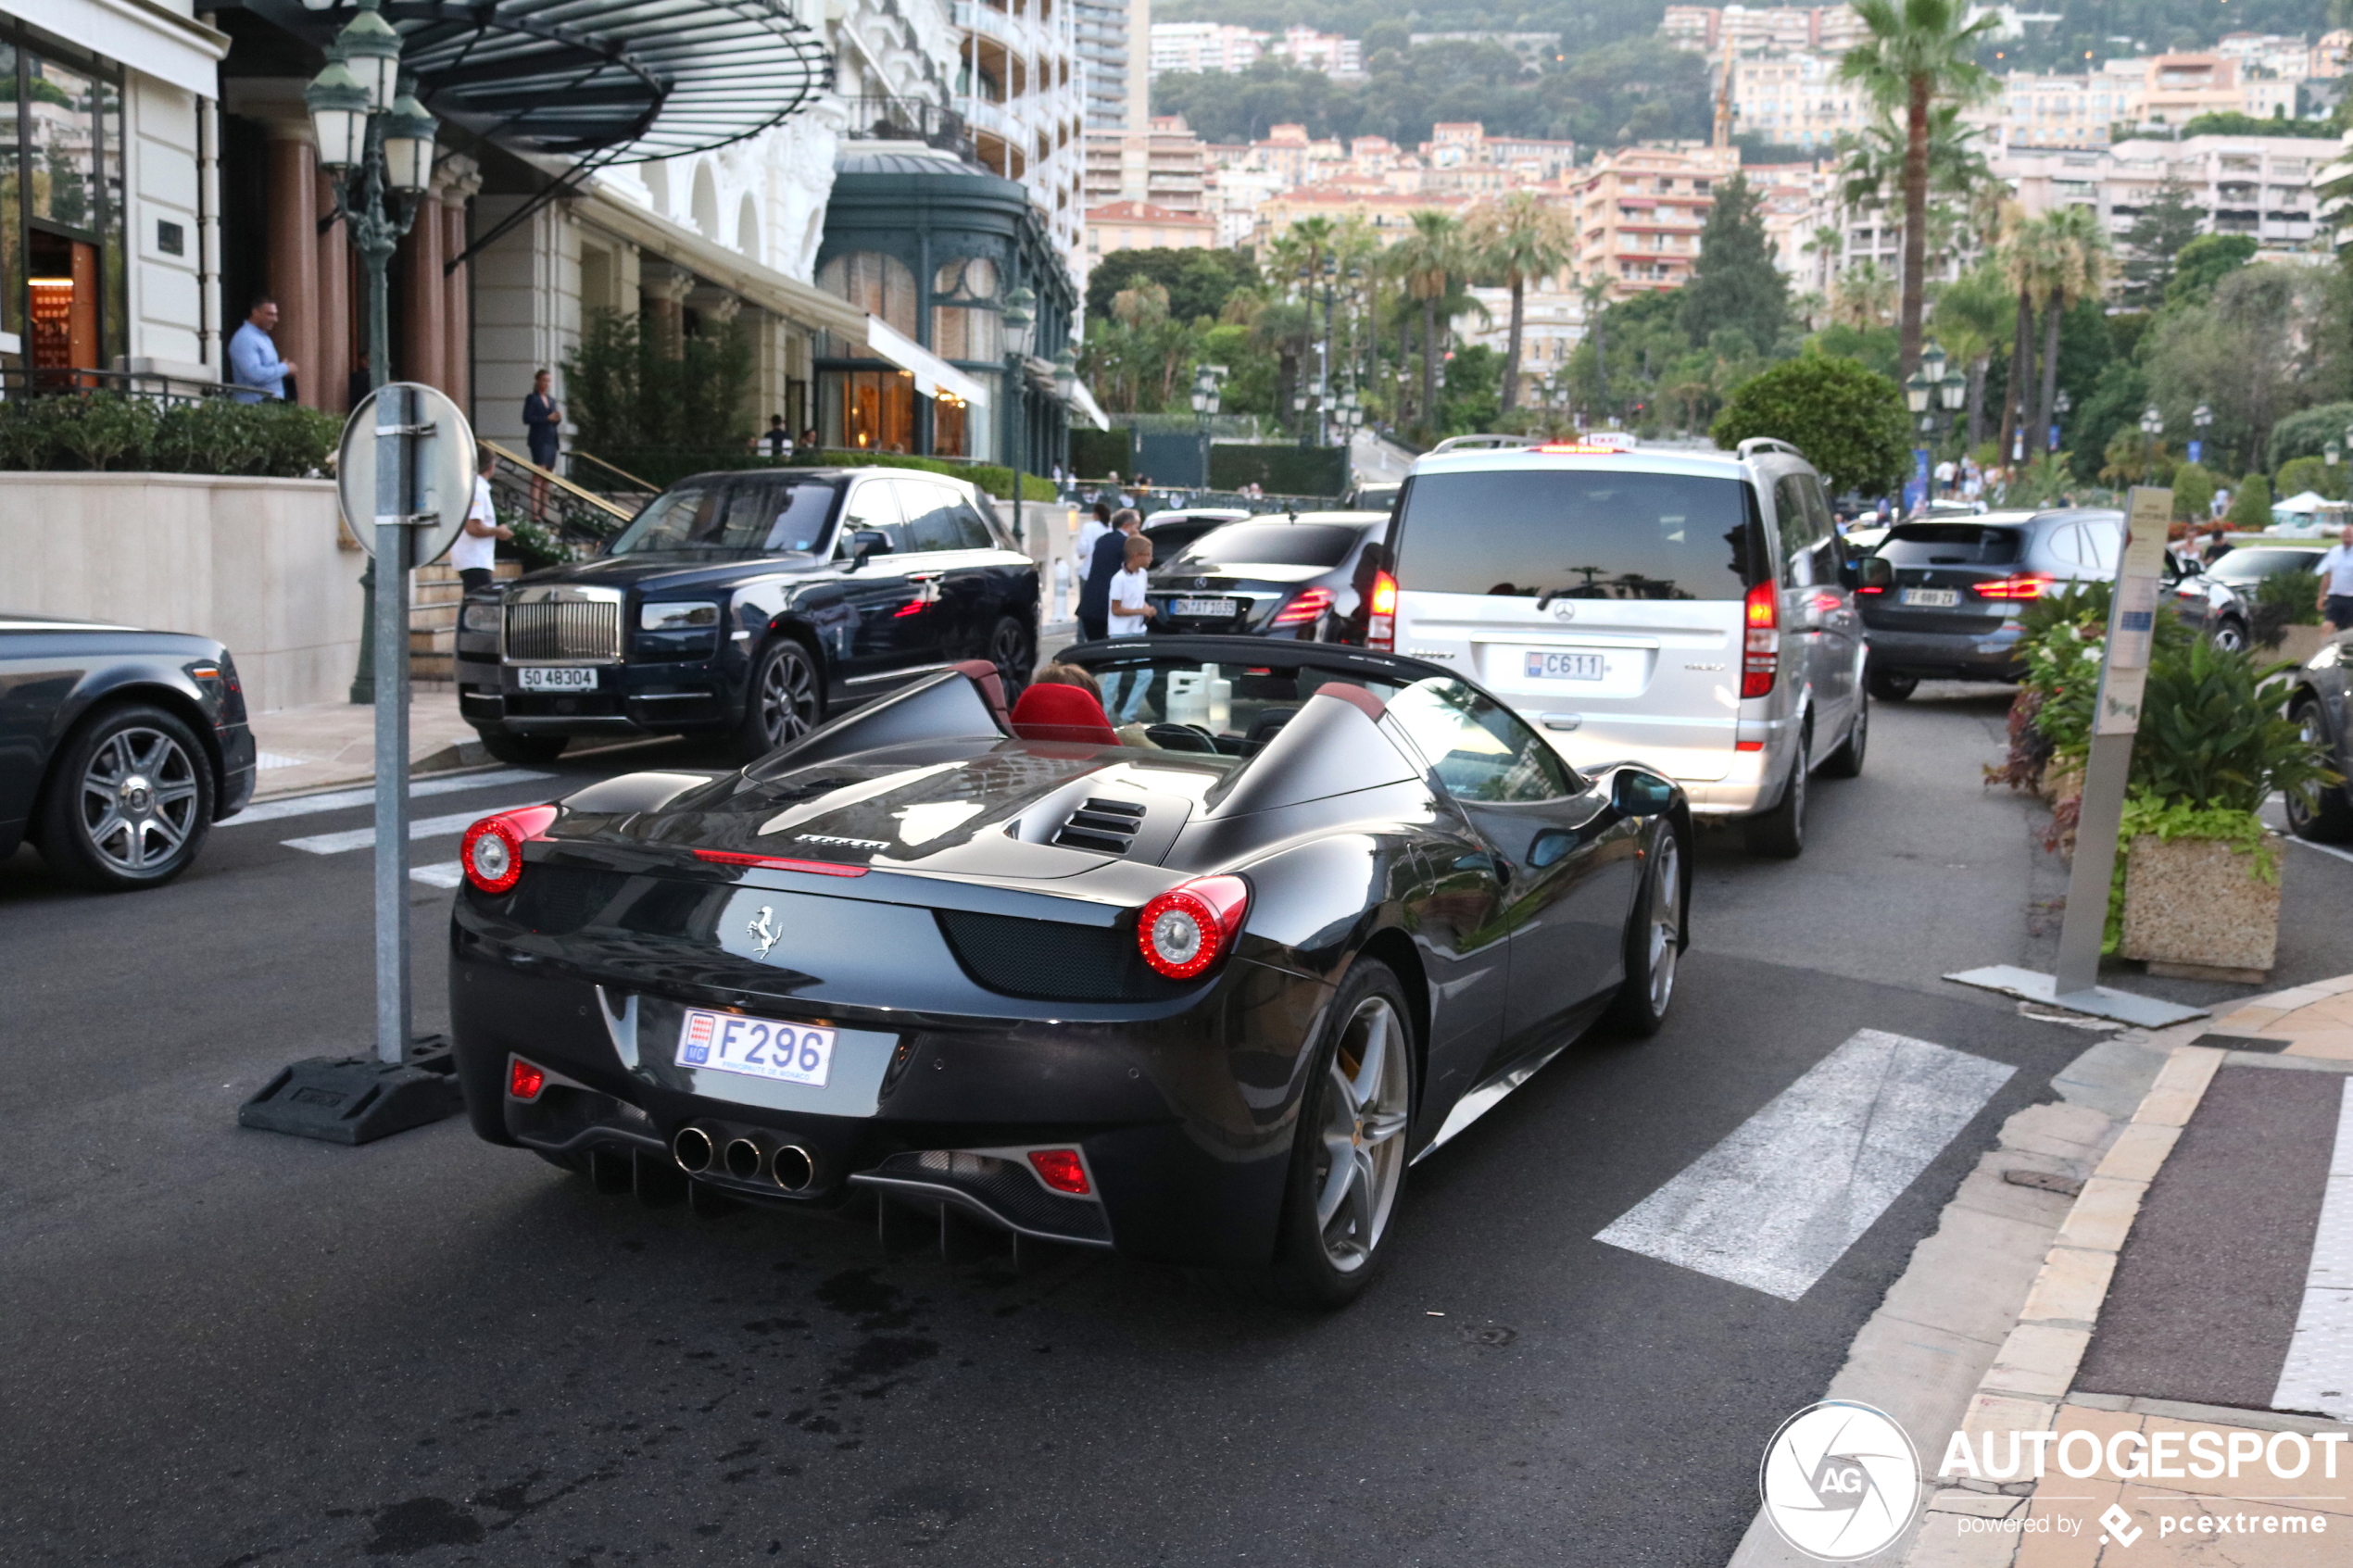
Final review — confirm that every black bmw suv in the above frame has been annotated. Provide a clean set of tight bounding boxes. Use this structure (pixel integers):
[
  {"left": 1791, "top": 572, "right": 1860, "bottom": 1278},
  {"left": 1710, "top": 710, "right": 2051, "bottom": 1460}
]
[{"left": 455, "top": 467, "right": 1039, "bottom": 763}]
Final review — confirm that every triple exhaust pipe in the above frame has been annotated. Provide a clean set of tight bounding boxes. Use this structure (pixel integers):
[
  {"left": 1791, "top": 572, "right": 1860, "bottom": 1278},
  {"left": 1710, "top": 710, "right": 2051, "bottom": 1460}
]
[{"left": 672, "top": 1126, "right": 818, "bottom": 1193}]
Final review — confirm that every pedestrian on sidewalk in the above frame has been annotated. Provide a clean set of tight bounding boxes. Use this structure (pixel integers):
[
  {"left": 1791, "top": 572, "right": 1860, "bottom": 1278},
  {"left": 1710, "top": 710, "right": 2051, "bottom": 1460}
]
[
  {"left": 228, "top": 295, "right": 295, "bottom": 404},
  {"left": 1076, "top": 508, "right": 1141, "bottom": 642},
  {"left": 346, "top": 351, "right": 372, "bottom": 412},
  {"left": 1076, "top": 500, "right": 1111, "bottom": 580},
  {"left": 522, "top": 370, "right": 561, "bottom": 516},
  {"left": 454, "top": 445, "right": 513, "bottom": 596},
  {"left": 2315, "top": 522, "right": 2353, "bottom": 631},
  {"left": 755, "top": 415, "right": 791, "bottom": 458},
  {"left": 1101, "top": 533, "right": 1158, "bottom": 721}
]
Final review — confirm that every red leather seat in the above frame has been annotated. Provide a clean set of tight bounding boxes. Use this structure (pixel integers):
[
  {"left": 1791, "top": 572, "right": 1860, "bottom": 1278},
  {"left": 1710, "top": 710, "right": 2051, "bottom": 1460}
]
[{"left": 1009, "top": 682, "right": 1120, "bottom": 745}]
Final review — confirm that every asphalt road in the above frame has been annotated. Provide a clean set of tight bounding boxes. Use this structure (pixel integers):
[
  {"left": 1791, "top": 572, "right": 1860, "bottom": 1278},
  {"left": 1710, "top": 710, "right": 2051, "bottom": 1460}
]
[{"left": 6, "top": 687, "right": 2351, "bottom": 1567}]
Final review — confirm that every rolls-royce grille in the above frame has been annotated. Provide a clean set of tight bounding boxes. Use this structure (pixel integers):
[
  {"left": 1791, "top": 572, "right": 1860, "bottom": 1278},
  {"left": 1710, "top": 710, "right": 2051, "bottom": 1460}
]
[{"left": 505, "top": 600, "right": 621, "bottom": 662}]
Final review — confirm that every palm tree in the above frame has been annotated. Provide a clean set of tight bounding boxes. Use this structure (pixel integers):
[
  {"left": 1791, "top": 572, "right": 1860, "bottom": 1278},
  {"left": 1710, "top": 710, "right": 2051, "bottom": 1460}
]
[
  {"left": 1931, "top": 261, "right": 2011, "bottom": 447},
  {"left": 1995, "top": 206, "right": 2049, "bottom": 465},
  {"left": 1577, "top": 270, "right": 1614, "bottom": 422},
  {"left": 1831, "top": 260, "right": 1895, "bottom": 329},
  {"left": 1466, "top": 191, "right": 1574, "bottom": 413},
  {"left": 2031, "top": 205, "right": 2111, "bottom": 455},
  {"left": 1803, "top": 223, "right": 1844, "bottom": 294},
  {"left": 1390, "top": 210, "right": 1465, "bottom": 432},
  {"left": 1838, "top": 0, "right": 1998, "bottom": 377}
]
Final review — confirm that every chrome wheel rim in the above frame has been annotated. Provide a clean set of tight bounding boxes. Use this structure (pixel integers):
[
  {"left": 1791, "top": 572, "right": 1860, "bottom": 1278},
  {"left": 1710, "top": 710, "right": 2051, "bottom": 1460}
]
[
  {"left": 2215, "top": 621, "right": 2245, "bottom": 653},
  {"left": 990, "top": 620, "right": 1029, "bottom": 690},
  {"left": 1645, "top": 831, "right": 1680, "bottom": 1013},
  {"left": 79, "top": 726, "right": 200, "bottom": 875},
  {"left": 758, "top": 647, "right": 819, "bottom": 745},
  {"left": 2291, "top": 710, "right": 2323, "bottom": 829},
  {"left": 1313, "top": 995, "right": 1409, "bottom": 1273}
]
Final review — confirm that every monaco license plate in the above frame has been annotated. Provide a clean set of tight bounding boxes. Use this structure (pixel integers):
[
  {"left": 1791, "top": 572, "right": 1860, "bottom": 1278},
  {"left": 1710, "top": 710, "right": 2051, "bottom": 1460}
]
[
  {"left": 1524, "top": 650, "right": 1606, "bottom": 682},
  {"left": 1901, "top": 588, "right": 1960, "bottom": 608},
  {"left": 1171, "top": 597, "right": 1238, "bottom": 618},
  {"left": 517, "top": 666, "right": 598, "bottom": 692},
  {"left": 676, "top": 1008, "right": 835, "bottom": 1087}
]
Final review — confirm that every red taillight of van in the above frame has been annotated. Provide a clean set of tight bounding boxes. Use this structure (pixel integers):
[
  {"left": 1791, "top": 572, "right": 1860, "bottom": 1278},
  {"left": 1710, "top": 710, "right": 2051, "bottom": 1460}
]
[
  {"left": 1742, "top": 582, "right": 1779, "bottom": 699},
  {"left": 1365, "top": 571, "right": 1398, "bottom": 650}
]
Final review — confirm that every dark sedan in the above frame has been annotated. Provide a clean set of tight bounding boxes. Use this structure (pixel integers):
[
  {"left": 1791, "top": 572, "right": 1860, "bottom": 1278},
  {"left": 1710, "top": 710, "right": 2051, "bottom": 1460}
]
[
  {"left": 1139, "top": 507, "right": 1248, "bottom": 565},
  {"left": 1144, "top": 512, "right": 1390, "bottom": 643},
  {"left": 0, "top": 614, "right": 255, "bottom": 889},
  {"left": 2279, "top": 631, "right": 2353, "bottom": 842},
  {"left": 447, "top": 637, "right": 1688, "bottom": 1306}
]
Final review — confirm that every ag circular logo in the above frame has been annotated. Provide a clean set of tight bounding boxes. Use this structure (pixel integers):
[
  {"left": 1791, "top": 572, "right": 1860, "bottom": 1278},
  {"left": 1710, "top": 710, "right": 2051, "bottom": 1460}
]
[{"left": 1758, "top": 1401, "right": 1920, "bottom": 1561}]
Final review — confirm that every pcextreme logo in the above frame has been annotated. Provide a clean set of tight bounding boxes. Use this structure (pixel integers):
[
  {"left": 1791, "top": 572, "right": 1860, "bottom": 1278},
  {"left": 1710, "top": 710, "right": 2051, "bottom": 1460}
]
[{"left": 1759, "top": 1402, "right": 1921, "bottom": 1562}]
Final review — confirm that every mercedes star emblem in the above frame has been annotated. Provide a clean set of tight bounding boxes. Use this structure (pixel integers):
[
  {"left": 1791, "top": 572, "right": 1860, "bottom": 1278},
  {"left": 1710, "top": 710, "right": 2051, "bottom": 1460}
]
[{"left": 1552, "top": 602, "right": 1577, "bottom": 621}]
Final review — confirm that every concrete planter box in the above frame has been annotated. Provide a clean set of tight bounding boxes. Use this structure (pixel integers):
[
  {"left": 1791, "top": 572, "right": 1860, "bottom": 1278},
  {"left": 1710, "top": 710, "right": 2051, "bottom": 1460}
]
[
  {"left": 2117, "top": 832, "right": 2281, "bottom": 979},
  {"left": 2268, "top": 623, "right": 2331, "bottom": 667},
  {"left": 0, "top": 470, "right": 358, "bottom": 713}
]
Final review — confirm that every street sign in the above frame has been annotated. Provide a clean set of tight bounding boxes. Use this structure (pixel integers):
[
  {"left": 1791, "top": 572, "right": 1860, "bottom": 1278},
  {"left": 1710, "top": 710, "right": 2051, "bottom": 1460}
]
[
  {"left": 1946, "top": 484, "right": 2206, "bottom": 1029},
  {"left": 335, "top": 383, "right": 476, "bottom": 566},
  {"left": 2187, "top": 439, "right": 2203, "bottom": 465}
]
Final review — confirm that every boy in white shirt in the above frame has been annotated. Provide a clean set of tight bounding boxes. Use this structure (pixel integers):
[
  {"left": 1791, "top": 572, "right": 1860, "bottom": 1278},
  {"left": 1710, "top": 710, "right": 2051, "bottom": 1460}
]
[
  {"left": 451, "top": 446, "right": 513, "bottom": 593},
  {"left": 1102, "top": 533, "right": 1156, "bottom": 721}
]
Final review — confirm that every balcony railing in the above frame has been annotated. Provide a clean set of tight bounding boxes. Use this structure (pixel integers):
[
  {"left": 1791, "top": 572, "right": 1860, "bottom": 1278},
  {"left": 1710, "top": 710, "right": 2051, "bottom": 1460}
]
[
  {"left": 0, "top": 364, "right": 230, "bottom": 406},
  {"left": 838, "top": 94, "right": 975, "bottom": 159}
]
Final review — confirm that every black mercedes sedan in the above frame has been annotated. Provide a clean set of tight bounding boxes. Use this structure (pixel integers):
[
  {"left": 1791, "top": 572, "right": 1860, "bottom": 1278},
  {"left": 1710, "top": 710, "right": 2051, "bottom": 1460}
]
[
  {"left": 455, "top": 467, "right": 1040, "bottom": 765},
  {"left": 447, "top": 637, "right": 1689, "bottom": 1306},
  {"left": 0, "top": 614, "right": 256, "bottom": 890},
  {"left": 1144, "top": 512, "right": 1390, "bottom": 643}
]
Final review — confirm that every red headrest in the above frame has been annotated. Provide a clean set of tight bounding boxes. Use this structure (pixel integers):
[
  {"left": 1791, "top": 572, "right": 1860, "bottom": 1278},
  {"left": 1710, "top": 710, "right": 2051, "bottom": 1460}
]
[{"left": 1009, "top": 682, "right": 1120, "bottom": 745}]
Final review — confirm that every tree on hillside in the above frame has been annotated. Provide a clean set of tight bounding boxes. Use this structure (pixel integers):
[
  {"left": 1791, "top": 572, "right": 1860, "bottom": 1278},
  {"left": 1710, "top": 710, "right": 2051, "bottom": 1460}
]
[
  {"left": 2166, "top": 233, "right": 2259, "bottom": 307},
  {"left": 1711, "top": 352, "right": 1909, "bottom": 495},
  {"left": 1466, "top": 191, "right": 1572, "bottom": 413},
  {"left": 1837, "top": 0, "right": 1998, "bottom": 378},
  {"left": 2119, "top": 178, "right": 2203, "bottom": 308},
  {"left": 1083, "top": 247, "right": 1260, "bottom": 325},
  {"left": 1680, "top": 173, "right": 1789, "bottom": 356}
]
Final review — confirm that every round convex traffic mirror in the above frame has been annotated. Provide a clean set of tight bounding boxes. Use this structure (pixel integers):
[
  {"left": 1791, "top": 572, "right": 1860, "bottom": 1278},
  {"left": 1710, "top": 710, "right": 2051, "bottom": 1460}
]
[{"left": 336, "top": 382, "right": 478, "bottom": 567}]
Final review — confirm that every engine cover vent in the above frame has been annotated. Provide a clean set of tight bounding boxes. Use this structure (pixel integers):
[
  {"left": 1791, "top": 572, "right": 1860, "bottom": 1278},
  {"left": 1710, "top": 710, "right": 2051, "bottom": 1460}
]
[{"left": 1052, "top": 797, "right": 1147, "bottom": 855}]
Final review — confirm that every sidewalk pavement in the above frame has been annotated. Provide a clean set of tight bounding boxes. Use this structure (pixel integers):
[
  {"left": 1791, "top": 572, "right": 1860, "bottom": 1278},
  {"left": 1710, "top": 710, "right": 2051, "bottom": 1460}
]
[
  {"left": 1905, "top": 981, "right": 2353, "bottom": 1567},
  {"left": 246, "top": 688, "right": 491, "bottom": 801}
]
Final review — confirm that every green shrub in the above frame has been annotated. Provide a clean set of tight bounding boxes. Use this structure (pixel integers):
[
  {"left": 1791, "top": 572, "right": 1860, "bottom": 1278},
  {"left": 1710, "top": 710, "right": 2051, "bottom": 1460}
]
[
  {"left": 1709, "top": 351, "right": 1908, "bottom": 495},
  {"left": 2251, "top": 566, "right": 2322, "bottom": 646},
  {"left": 2131, "top": 635, "right": 2332, "bottom": 814},
  {"left": 2275, "top": 456, "right": 2347, "bottom": 503},
  {"left": 0, "top": 392, "right": 338, "bottom": 477},
  {"left": 2227, "top": 472, "right": 2272, "bottom": 529},
  {"left": 1068, "top": 427, "right": 1130, "bottom": 478},
  {"left": 2169, "top": 462, "right": 2217, "bottom": 521},
  {"left": 1206, "top": 443, "right": 1348, "bottom": 498},
  {"left": 2266, "top": 402, "right": 2353, "bottom": 470}
]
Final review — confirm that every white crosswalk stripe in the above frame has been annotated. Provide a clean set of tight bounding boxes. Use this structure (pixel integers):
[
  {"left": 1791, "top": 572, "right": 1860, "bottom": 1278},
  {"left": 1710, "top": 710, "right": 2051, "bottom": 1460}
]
[
  {"left": 283, "top": 805, "right": 539, "bottom": 856},
  {"left": 409, "top": 861, "right": 466, "bottom": 888},
  {"left": 1595, "top": 1030, "right": 2015, "bottom": 1300},
  {"left": 225, "top": 769, "right": 554, "bottom": 826},
  {"left": 2271, "top": 1077, "right": 2353, "bottom": 1422}
]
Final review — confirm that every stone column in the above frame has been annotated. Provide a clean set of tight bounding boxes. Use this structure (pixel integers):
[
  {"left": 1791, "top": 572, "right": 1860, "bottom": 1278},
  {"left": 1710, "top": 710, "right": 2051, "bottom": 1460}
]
[
  {"left": 437, "top": 158, "right": 482, "bottom": 418},
  {"left": 400, "top": 195, "right": 446, "bottom": 392},
  {"left": 314, "top": 169, "right": 351, "bottom": 410},
  {"left": 643, "top": 267, "right": 695, "bottom": 359},
  {"left": 262, "top": 130, "right": 320, "bottom": 406}
]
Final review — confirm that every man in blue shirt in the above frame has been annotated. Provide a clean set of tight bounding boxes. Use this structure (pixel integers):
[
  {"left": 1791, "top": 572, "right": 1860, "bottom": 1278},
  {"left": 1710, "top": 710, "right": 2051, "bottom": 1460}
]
[{"left": 228, "top": 295, "right": 295, "bottom": 403}]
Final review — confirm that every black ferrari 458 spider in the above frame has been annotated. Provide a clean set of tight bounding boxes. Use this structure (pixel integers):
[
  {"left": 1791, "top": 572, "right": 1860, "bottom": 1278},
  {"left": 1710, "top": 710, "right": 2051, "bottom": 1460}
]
[{"left": 448, "top": 636, "right": 1689, "bottom": 1305}]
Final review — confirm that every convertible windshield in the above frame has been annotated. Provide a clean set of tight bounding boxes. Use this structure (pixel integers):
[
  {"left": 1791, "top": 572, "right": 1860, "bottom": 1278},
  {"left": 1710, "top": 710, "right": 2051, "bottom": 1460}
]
[
  {"left": 1060, "top": 652, "right": 1417, "bottom": 759},
  {"left": 610, "top": 477, "right": 845, "bottom": 558}
]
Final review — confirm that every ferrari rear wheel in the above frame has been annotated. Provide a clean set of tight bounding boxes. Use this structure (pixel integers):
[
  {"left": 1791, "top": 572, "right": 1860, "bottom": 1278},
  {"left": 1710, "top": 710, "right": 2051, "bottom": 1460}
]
[{"left": 1254, "top": 958, "right": 1415, "bottom": 1309}]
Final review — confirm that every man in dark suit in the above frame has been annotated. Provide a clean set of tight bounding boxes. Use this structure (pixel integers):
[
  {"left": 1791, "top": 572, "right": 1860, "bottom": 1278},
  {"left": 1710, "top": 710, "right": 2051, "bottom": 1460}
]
[{"left": 1076, "top": 508, "right": 1141, "bottom": 641}]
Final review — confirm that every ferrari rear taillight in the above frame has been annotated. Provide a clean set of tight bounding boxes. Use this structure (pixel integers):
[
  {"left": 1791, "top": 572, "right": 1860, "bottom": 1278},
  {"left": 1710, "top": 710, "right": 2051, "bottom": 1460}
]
[
  {"left": 1271, "top": 586, "right": 1336, "bottom": 626},
  {"left": 1742, "top": 582, "right": 1779, "bottom": 699},
  {"left": 1975, "top": 572, "right": 2054, "bottom": 600},
  {"left": 460, "top": 804, "right": 559, "bottom": 894},
  {"left": 1027, "top": 1148, "right": 1091, "bottom": 1195},
  {"left": 1137, "top": 874, "right": 1251, "bottom": 980},
  {"left": 1365, "top": 571, "right": 1398, "bottom": 650},
  {"left": 508, "top": 1058, "right": 548, "bottom": 1100}
]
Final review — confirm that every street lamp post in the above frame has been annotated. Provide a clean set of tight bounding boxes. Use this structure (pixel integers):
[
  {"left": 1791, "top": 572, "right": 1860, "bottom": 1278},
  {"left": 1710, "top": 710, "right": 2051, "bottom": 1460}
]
[
  {"left": 1000, "top": 283, "right": 1036, "bottom": 546},
  {"left": 1189, "top": 362, "right": 1224, "bottom": 490},
  {"left": 2138, "top": 406, "right": 2165, "bottom": 482},
  {"left": 308, "top": 0, "right": 439, "bottom": 703}
]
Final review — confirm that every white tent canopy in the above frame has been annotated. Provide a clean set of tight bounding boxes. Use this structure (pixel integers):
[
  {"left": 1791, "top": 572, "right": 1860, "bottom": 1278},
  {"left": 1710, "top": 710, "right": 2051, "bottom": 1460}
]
[{"left": 2273, "top": 490, "right": 2348, "bottom": 515}]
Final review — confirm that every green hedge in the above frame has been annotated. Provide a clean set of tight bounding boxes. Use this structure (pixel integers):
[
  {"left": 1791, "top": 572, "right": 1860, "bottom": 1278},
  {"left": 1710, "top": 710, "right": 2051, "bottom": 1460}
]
[
  {"left": 1069, "top": 427, "right": 1130, "bottom": 477},
  {"left": 0, "top": 393, "right": 342, "bottom": 477},
  {"left": 592, "top": 445, "right": 1055, "bottom": 500},
  {"left": 1207, "top": 443, "right": 1348, "bottom": 498}
]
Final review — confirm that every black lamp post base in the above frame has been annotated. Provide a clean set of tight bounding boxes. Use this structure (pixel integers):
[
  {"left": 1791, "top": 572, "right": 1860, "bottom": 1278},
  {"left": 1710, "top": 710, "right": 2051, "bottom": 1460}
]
[{"left": 238, "top": 1035, "right": 464, "bottom": 1146}]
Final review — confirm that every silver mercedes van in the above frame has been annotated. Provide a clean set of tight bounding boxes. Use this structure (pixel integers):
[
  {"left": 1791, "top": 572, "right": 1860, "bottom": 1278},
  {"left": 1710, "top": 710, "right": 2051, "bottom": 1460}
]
[{"left": 1373, "top": 438, "right": 1865, "bottom": 857}]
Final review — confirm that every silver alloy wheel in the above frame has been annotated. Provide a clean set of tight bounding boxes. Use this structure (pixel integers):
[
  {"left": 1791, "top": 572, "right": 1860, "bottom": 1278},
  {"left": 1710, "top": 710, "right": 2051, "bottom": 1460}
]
[
  {"left": 2290, "top": 708, "right": 2327, "bottom": 831},
  {"left": 78, "top": 725, "right": 200, "bottom": 875},
  {"left": 1643, "top": 831, "right": 1681, "bottom": 1013},
  {"left": 757, "top": 645, "right": 820, "bottom": 746},
  {"left": 2214, "top": 619, "right": 2246, "bottom": 653},
  {"left": 989, "top": 618, "right": 1030, "bottom": 691},
  {"left": 1313, "top": 994, "right": 1410, "bottom": 1273}
]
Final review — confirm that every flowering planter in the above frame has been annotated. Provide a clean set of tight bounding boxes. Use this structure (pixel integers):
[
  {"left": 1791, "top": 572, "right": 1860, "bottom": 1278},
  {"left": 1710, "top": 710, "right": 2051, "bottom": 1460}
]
[{"left": 2117, "top": 832, "right": 2281, "bottom": 981}]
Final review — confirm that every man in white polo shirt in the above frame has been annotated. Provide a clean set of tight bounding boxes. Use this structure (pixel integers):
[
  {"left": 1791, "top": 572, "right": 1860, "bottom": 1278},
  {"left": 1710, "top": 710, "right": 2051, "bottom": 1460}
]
[
  {"left": 452, "top": 445, "right": 513, "bottom": 595},
  {"left": 2317, "top": 522, "right": 2353, "bottom": 632}
]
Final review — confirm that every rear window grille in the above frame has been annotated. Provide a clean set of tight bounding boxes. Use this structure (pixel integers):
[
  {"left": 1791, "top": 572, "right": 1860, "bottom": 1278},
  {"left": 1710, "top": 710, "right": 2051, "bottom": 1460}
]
[
  {"left": 1052, "top": 797, "right": 1147, "bottom": 855},
  {"left": 935, "top": 909, "right": 1189, "bottom": 1002},
  {"left": 505, "top": 599, "right": 621, "bottom": 662}
]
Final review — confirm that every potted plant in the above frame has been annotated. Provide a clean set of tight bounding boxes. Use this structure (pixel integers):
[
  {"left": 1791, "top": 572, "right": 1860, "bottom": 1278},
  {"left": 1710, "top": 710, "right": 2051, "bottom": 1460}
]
[
  {"left": 2111, "top": 637, "right": 2334, "bottom": 980},
  {"left": 2250, "top": 561, "right": 2328, "bottom": 665}
]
